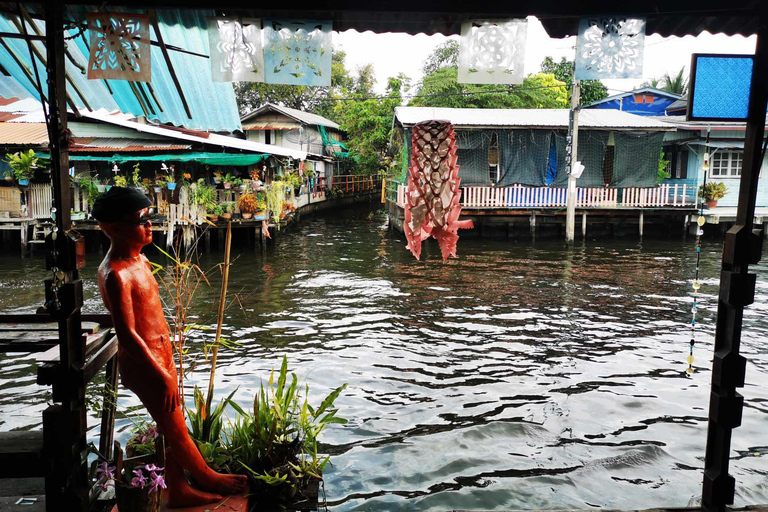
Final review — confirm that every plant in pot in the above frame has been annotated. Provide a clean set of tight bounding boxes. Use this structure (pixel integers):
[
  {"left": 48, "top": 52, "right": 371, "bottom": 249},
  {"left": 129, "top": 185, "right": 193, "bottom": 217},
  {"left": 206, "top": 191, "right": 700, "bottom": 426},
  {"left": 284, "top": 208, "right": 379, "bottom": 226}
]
[
  {"left": 238, "top": 193, "right": 258, "bottom": 219},
  {"left": 207, "top": 203, "right": 224, "bottom": 221},
  {"left": 154, "top": 175, "right": 167, "bottom": 193},
  {"left": 179, "top": 172, "right": 191, "bottom": 189},
  {"left": 4, "top": 149, "right": 37, "bottom": 186},
  {"left": 213, "top": 170, "right": 222, "bottom": 184},
  {"left": 91, "top": 421, "right": 166, "bottom": 512},
  {"left": 166, "top": 174, "right": 177, "bottom": 191},
  {"left": 222, "top": 173, "right": 235, "bottom": 190},
  {"left": 130, "top": 163, "right": 142, "bottom": 190},
  {"left": 222, "top": 356, "right": 347, "bottom": 511},
  {"left": 699, "top": 182, "right": 727, "bottom": 208},
  {"left": 221, "top": 202, "right": 235, "bottom": 220},
  {"left": 114, "top": 175, "right": 128, "bottom": 188},
  {"left": 266, "top": 181, "right": 287, "bottom": 225}
]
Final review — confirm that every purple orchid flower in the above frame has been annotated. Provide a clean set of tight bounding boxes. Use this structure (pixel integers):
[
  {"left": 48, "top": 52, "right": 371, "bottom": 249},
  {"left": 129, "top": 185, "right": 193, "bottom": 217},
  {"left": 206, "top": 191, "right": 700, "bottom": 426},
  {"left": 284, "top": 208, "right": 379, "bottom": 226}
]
[
  {"left": 94, "top": 462, "right": 116, "bottom": 492},
  {"left": 144, "top": 463, "right": 163, "bottom": 473},
  {"left": 130, "top": 468, "right": 147, "bottom": 489},
  {"left": 145, "top": 426, "right": 159, "bottom": 440},
  {"left": 148, "top": 472, "right": 167, "bottom": 494}
]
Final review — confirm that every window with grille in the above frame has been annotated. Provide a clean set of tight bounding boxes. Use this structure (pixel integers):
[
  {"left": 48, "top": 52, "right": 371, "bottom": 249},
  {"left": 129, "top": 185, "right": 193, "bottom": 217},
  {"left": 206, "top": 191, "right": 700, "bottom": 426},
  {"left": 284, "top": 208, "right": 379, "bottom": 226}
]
[{"left": 711, "top": 151, "right": 743, "bottom": 177}]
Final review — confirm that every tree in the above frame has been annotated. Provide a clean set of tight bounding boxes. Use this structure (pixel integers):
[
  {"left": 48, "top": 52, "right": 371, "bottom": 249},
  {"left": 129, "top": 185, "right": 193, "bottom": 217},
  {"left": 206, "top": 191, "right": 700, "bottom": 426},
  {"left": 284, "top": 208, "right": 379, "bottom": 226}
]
[
  {"left": 234, "top": 49, "right": 353, "bottom": 114},
  {"left": 410, "top": 67, "right": 568, "bottom": 109},
  {"left": 421, "top": 40, "right": 459, "bottom": 76},
  {"left": 661, "top": 67, "right": 688, "bottom": 95},
  {"left": 540, "top": 56, "right": 609, "bottom": 106}
]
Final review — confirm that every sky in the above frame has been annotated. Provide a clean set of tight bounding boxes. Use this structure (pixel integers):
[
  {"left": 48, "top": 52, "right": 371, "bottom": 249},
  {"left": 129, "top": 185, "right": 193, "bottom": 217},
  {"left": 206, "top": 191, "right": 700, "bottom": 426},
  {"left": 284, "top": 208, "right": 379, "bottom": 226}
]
[{"left": 333, "top": 16, "right": 757, "bottom": 98}]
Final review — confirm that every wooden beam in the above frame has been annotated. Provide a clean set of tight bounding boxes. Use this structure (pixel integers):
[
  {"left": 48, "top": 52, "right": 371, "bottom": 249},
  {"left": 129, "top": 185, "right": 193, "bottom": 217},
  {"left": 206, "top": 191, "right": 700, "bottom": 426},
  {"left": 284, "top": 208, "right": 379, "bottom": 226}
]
[{"left": 149, "top": 9, "right": 192, "bottom": 119}]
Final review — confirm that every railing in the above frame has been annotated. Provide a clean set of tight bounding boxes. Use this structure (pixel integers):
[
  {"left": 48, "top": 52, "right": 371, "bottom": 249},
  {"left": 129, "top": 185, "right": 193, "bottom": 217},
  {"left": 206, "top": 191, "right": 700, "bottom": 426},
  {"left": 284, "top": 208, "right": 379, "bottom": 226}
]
[
  {"left": 331, "top": 174, "right": 380, "bottom": 194},
  {"left": 395, "top": 183, "right": 691, "bottom": 209}
]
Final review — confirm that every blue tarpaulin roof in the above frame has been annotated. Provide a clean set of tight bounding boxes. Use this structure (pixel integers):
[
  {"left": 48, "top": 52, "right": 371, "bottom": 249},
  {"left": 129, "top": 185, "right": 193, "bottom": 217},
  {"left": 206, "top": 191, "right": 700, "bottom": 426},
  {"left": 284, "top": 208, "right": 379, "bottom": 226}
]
[{"left": 0, "top": 9, "right": 241, "bottom": 133}]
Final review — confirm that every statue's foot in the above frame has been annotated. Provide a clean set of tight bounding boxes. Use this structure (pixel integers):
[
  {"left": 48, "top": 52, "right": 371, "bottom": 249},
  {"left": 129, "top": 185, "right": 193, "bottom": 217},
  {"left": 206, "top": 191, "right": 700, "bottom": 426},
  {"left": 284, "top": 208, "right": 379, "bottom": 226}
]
[
  {"left": 196, "top": 472, "right": 249, "bottom": 496},
  {"left": 166, "top": 482, "right": 223, "bottom": 509}
]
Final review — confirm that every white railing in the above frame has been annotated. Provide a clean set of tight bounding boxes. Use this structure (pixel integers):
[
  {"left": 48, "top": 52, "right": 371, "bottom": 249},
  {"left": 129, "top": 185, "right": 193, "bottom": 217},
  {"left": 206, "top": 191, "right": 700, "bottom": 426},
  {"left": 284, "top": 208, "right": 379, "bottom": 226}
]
[{"left": 395, "top": 183, "right": 689, "bottom": 209}]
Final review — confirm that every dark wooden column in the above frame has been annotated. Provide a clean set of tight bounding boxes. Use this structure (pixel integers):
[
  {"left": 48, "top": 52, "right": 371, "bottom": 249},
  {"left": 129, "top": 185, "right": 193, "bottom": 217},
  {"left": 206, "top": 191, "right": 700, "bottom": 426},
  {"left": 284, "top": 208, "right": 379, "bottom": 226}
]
[
  {"left": 701, "top": 10, "right": 768, "bottom": 512},
  {"left": 42, "top": 2, "right": 88, "bottom": 511}
]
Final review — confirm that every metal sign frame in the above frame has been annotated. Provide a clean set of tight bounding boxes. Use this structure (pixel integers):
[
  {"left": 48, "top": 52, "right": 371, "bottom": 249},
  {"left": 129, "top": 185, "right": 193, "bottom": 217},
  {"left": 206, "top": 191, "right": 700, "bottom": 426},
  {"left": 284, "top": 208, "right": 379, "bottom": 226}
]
[{"left": 687, "top": 53, "right": 755, "bottom": 122}]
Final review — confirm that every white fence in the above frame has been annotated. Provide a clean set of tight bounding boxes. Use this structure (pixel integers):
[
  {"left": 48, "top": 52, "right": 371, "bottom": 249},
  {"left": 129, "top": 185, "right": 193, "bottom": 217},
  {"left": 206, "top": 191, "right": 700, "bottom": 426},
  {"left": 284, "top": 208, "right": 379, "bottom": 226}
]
[{"left": 396, "top": 183, "right": 690, "bottom": 209}]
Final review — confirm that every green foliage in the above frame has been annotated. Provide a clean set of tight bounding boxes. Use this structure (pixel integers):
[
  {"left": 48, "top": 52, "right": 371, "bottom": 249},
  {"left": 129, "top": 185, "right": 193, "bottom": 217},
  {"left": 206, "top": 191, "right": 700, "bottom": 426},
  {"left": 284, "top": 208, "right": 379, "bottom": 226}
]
[
  {"left": 4, "top": 149, "right": 37, "bottom": 180},
  {"left": 658, "top": 151, "right": 671, "bottom": 183},
  {"left": 265, "top": 181, "right": 287, "bottom": 224},
  {"left": 113, "top": 175, "right": 128, "bottom": 188},
  {"left": 410, "top": 67, "right": 568, "bottom": 109},
  {"left": 699, "top": 182, "right": 727, "bottom": 201},
  {"left": 643, "top": 67, "right": 688, "bottom": 95},
  {"left": 222, "top": 356, "right": 348, "bottom": 500},
  {"left": 540, "top": 56, "right": 608, "bottom": 106},
  {"left": 76, "top": 173, "right": 102, "bottom": 205},
  {"left": 131, "top": 163, "right": 141, "bottom": 186},
  {"left": 421, "top": 40, "right": 459, "bottom": 76},
  {"left": 193, "top": 179, "right": 217, "bottom": 211},
  {"left": 186, "top": 386, "right": 236, "bottom": 471},
  {"left": 282, "top": 172, "right": 303, "bottom": 190}
]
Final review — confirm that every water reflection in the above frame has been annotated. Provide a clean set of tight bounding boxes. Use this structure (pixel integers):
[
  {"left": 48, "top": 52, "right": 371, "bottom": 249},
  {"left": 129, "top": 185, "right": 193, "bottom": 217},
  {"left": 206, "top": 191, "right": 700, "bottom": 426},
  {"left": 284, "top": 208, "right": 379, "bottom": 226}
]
[{"left": 0, "top": 207, "right": 767, "bottom": 511}]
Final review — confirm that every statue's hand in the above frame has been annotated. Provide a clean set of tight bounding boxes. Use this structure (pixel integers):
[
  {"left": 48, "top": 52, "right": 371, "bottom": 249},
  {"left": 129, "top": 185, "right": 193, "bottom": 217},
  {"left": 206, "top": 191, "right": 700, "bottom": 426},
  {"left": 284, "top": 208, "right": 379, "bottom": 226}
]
[{"left": 160, "top": 375, "right": 181, "bottom": 413}]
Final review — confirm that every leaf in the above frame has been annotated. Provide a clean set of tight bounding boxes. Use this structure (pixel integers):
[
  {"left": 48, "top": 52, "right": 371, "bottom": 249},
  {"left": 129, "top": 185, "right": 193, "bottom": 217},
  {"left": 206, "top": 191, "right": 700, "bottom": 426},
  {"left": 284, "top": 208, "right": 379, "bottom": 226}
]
[{"left": 314, "top": 383, "right": 348, "bottom": 418}]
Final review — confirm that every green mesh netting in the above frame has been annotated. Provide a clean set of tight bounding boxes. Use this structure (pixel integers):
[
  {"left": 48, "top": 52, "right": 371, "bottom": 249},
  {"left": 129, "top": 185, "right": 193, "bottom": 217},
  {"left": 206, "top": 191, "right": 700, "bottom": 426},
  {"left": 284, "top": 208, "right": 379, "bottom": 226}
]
[
  {"left": 318, "top": 124, "right": 350, "bottom": 158},
  {"left": 456, "top": 130, "right": 492, "bottom": 186},
  {"left": 613, "top": 132, "right": 665, "bottom": 188},
  {"left": 498, "top": 130, "right": 552, "bottom": 186},
  {"left": 552, "top": 131, "right": 610, "bottom": 187}
]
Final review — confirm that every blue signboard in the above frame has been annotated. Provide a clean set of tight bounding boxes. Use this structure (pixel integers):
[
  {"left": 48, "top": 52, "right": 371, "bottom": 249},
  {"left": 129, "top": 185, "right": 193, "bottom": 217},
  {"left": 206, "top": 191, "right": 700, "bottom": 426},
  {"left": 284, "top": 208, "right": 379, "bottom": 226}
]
[{"left": 688, "top": 54, "right": 754, "bottom": 121}]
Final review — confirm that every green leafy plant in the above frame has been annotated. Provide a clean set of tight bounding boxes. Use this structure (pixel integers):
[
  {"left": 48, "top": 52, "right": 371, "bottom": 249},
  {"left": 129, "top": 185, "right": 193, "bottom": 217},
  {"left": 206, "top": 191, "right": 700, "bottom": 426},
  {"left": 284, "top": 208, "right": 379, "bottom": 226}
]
[
  {"left": 186, "top": 386, "right": 236, "bottom": 471},
  {"left": 131, "top": 163, "right": 141, "bottom": 186},
  {"left": 4, "top": 149, "right": 37, "bottom": 180},
  {"left": 221, "top": 173, "right": 235, "bottom": 184},
  {"left": 265, "top": 181, "right": 286, "bottom": 224},
  {"left": 114, "top": 175, "right": 128, "bottom": 188},
  {"left": 207, "top": 203, "right": 224, "bottom": 216},
  {"left": 699, "top": 182, "right": 727, "bottom": 202},
  {"left": 222, "top": 201, "right": 235, "bottom": 213},
  {"left": 237, "top": 193, "right": 258, "bottom": 214},
  {"left": 194, "top": 179, "right": 218, "bottom": 212},
  {"left": 658, "top": 151, "right": 671, "bottom": 183},
  {"left": 223, "top": 356, "right": 347, "bottom": 504},
  {"left": 282, "top": 172, "right": 303, "bottom": 190}
]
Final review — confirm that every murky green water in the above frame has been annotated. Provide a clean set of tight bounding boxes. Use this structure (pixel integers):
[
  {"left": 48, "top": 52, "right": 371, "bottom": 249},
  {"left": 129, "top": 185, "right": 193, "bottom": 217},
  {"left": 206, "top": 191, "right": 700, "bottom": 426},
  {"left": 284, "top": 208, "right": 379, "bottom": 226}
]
[{"left": 1, "top": 208, "right": 767, "bottom": 511}]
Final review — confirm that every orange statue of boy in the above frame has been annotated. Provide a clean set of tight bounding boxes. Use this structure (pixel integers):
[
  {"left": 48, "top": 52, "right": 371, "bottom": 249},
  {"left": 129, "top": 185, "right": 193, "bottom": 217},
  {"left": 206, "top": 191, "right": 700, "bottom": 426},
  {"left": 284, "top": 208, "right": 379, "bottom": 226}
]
[{"left": 93, "top": 188, "right": 247, "bottom": 507}]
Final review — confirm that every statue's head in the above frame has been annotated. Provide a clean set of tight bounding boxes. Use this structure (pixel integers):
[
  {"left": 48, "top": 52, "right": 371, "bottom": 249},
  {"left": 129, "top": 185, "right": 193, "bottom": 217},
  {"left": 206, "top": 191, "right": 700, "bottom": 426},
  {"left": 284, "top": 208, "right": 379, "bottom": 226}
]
[{"left": 92, "top": 187, "right": 154, "bottom": 248}]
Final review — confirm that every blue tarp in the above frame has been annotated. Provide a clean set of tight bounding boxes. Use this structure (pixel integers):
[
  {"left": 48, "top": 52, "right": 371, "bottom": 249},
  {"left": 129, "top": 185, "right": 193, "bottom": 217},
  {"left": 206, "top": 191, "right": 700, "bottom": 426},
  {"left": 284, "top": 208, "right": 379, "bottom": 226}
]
[{"left": 0, "top": 9, "right": 241, "bottom": 133}]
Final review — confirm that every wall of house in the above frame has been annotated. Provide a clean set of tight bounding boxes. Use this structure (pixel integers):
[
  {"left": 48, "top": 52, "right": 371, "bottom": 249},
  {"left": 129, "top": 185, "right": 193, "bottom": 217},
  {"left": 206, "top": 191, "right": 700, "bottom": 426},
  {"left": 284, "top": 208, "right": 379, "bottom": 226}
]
[
  {"left": 662, "top": 129, "right": 768, "bottom": 208},
  {"left": 592, "top": 94, "right": 678, "bottom": 116},
  {"left": 245, "top": 126, "right": 325, "bottom": 155}
]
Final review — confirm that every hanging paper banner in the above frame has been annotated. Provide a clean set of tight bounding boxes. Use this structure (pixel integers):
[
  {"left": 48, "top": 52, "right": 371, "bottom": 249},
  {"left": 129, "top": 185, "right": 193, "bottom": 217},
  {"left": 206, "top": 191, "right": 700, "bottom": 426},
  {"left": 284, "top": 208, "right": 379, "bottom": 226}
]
[
  {"left": 575, "top": 17, "right": 645, "bottom": 80},
  {"left": 263, "top": 19, "right": 332, "bottom": 87},
  {"left": 208, "top": 18, "right": 264, "bottom": 83},
  {"left": 457, "top": 19, "right": 527, "bottom": 85},
  {"left": 86, "top": 13, "right": 151, "bottom": 82}
]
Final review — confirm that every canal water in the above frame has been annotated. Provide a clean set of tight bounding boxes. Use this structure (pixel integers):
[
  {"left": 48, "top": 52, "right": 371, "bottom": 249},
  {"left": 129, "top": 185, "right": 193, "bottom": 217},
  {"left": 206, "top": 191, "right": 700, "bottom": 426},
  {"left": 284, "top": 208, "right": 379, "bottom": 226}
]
[{"left": 1, "top": 207, "right": 767, "bottom": 511}]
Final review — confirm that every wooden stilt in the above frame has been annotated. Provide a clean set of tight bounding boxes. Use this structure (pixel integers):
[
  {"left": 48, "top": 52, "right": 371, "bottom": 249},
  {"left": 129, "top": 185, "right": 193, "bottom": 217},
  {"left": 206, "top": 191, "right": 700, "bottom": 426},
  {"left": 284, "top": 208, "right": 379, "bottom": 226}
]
[
  {"left": 639, "top": 211, "right": 644, "bottom": 237},
  {"left": 581, "top": 212, "right": 587, "bottom": 238}
]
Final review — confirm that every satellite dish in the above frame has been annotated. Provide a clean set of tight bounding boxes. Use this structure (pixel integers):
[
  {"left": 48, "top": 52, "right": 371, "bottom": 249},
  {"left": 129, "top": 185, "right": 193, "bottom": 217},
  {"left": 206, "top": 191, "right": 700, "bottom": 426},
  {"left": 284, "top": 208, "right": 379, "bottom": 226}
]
[{"left": 284, "top": 126, "right": 319, "bottom": 145}]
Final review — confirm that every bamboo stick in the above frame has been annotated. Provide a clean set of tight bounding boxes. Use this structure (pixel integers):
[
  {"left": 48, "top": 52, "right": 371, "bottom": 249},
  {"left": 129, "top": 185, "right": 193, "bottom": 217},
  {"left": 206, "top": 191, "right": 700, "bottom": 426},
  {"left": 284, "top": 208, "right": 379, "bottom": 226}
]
[{"left": 206, "top": 221, "right": 232, "bottom": 411}]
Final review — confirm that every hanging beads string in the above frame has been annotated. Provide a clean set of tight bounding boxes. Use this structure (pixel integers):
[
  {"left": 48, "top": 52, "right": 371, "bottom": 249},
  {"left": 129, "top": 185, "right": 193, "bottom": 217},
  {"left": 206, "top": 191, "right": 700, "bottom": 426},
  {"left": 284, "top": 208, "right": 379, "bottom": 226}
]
[
  {"left": 688, "top": 126, "right": 710, "bottom": 376},
  {"left": 45, "top": 198, "right": 62, "bottom": 312}
]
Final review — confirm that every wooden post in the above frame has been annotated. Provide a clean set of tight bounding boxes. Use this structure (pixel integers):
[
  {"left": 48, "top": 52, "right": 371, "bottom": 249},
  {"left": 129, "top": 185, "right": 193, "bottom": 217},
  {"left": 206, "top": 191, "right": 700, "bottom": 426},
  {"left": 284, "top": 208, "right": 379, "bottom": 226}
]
[
  {"left": 565, "top": 80, "right": 580, "bottom": 245},
  {"left": 702, "top": 15, "right": 768, "bottom": 512},
  {"left": 639, "top": 211, "right": 644, "bottom": 237},
  {"left": 582, "top": 212, "right": 587, "bottom": 238},
  {"left": 44, "top": 2, "right": 88, "bottom": 511},
  {"left": 529, "top": 211, "right": 536, "bottom": 238}
]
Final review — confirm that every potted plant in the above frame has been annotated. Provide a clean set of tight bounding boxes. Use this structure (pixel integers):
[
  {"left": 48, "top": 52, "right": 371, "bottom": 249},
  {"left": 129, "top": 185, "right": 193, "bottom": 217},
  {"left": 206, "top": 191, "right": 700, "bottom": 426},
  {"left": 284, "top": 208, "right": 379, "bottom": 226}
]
[
  {"left": 266, "top": 181, "right": 287, "bottom": 225},
  {"left": 207, "top": 203, "right": 223, "bottom": 221},
  {"left": 91, "top": 421, "right": 166, "bottom": 512},
  {"left": 130, "top": 163, "right": 142, "bottom": 191},
  {"left": 255, "top": 196, "right": 267, "bottom": 219},
  {"left": 237, "top": 193, "right": 257, "bottom": 220},
  {"left": 114, "top": 175, "right": 128, "bottom": 188},
  {"left": 220, "top": 356, "right": 347, "bottom": 511},
  {"left": 154, "top": 175, "right": 167, "bottom": 193},
  {"left": 222, "top": 173, "right": 235, "bottom": 190},
  {"left": 180, "top": 172, "right": 191, "bottom": 188},
  {"left": 166, "top": 174, "right": 177, "bottom": 191},
  {"left": 4, "top": 150, "right": 37, "bottom": 186},
  {"left": 221, "top": 202, "right": 235, "bottom": 220},
  {"left": 699, "top": 182, "right": 727, "bottom": 208},
  {"left": 213, "top": 170, "right": 222, "bottom": 184}
]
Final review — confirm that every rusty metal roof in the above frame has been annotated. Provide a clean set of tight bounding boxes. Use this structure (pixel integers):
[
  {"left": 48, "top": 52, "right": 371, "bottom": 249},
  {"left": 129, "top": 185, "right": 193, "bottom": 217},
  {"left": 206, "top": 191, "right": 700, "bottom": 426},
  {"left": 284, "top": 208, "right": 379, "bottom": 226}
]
[
  {"left": 242, "top": 121, "right": 302, "bottom": 131},
  {"left": 0, "top": 122, "right": 48, "bottom": 145},
  {"left": 69, "top": 137, "right": 191, "bottom": 153}
]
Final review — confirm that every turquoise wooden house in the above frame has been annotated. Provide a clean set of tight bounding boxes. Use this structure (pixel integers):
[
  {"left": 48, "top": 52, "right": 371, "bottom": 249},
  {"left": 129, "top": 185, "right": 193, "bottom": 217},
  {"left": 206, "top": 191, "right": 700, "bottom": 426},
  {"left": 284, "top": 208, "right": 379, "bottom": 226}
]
[{"left": 660, "top": 117, "right": 768, "bottom": 217}]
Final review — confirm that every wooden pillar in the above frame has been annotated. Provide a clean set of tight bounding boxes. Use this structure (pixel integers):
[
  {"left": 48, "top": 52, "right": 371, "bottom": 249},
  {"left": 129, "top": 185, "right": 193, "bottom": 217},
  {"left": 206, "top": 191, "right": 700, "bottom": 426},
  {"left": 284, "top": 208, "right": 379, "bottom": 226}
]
[
  {"left": 565, "top": 80, "right": 580, "bottom": 244},
  {"left": 581, "top": 212, "right": 587, "bottom": 238},
  {"left": 639, "top": 211, "right": 644, "bottom": 237},
  {"left": 702, "top": 14, "right": 768, "bottom": 512},
  {"left": 43, "top": 3, "right": 88, "bottom": 510},
  {"left": 529, "top": 211, "right": 536, "bottom": 238}
]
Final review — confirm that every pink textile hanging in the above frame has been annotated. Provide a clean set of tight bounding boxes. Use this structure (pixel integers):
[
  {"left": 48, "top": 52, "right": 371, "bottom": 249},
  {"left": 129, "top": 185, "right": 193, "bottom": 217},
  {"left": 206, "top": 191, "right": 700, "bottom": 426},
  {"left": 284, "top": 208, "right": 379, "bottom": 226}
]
[{"left": 404, "top": 120, "right": 473, "bottom": 261}]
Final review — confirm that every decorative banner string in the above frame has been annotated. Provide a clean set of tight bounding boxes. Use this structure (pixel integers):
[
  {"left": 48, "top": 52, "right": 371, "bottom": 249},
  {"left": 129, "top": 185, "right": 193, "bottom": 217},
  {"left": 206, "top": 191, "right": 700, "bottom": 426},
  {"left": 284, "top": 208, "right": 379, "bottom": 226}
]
[{"left": 688, "top": 126, "right": 710, "bottom": 376}]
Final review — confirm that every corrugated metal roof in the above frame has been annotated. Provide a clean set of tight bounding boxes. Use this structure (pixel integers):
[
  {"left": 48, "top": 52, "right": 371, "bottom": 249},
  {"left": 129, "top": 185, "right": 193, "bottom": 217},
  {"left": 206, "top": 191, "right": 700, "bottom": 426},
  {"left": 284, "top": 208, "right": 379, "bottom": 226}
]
[
  {"left": 586, "top": 88, "right": 682, "bottom": 108},
  {"left": 69, "top": 137, "right": 191, "bottom": 152},
  {"left": 242, "top": 103, "right": 340, "bottom": 130},
  {"left": 0, "top": 122, "right": 48, "bottom": 144},
  {"left": 242, "top": 121, "right": 301, "bottom": 131},
  {"left": 394, "top": 107, "right": 675, "bottom": 130},
  {"left": 0, "top": 9, "right": 241, "bottom": 133},
  {"left": 83, "top": 110, "right": 308, "bottom": 159}
]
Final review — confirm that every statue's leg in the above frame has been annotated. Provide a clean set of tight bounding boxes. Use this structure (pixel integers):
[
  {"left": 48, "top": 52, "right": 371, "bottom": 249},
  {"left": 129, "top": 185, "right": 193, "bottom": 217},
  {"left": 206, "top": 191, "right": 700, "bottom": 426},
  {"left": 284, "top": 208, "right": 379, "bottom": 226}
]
[
  {"left": 144, "top": 400, "right": 248, "bottom": 496},
  {"left": 164, "top": 448, "right": 223, "bottom": 508}
]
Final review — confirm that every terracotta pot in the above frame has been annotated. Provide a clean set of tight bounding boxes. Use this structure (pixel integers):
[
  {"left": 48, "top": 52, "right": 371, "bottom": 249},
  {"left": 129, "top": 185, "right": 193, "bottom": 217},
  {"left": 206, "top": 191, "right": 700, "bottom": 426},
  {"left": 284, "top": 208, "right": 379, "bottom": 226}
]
[
  {"left": 115, "top": 485, "right": 162, "bottom": 512},
  {"left": 241, "top": 212, "right": 253, "bottom": 219},
  {"left": 209, "top": 215, "right": 219, "bottom": 222},
  {"left": 224, "top": 182, "right": 231, "bottom": 189},
  {"left": 221, "top": 212, "right": 232, "bottom": 220},
  {"left": 706, "top": 200, "right": 718, "bottom": 208}
]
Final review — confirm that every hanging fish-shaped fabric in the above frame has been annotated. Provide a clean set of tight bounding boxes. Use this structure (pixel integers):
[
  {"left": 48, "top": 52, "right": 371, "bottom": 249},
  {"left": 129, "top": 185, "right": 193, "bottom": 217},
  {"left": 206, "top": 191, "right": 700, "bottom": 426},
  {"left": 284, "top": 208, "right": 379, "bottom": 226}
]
[{"left": 404, "top": 120, "right": 473, "bottom": 261}]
